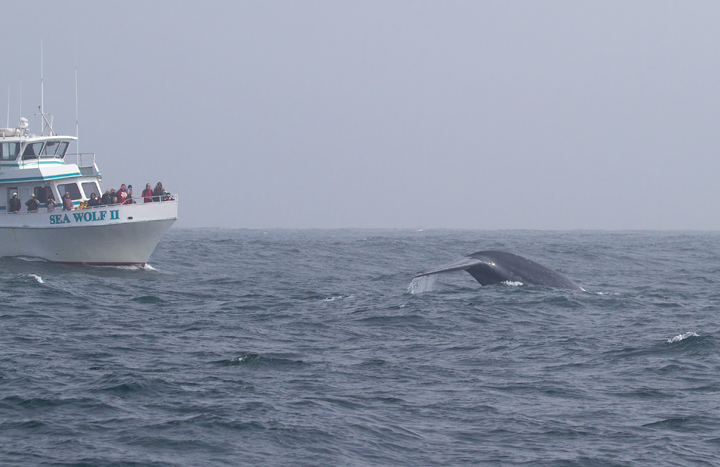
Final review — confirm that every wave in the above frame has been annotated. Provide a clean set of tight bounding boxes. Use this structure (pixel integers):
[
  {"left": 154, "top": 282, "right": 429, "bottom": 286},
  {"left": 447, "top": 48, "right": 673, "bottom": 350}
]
[
  {"left": 15, "top": 256, "right": 49, "bottom": 263},
  {"left": 668, "top": 332, "right": 698, "bottom": 343},
  {"left": 26, "top": 274, "right": 44, "bottom": 284}
]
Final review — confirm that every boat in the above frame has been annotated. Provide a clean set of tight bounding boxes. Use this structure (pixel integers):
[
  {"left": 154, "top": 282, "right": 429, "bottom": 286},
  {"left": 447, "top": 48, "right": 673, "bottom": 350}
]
[{"left": 0, "top": 117, "right": 178, "bottom": 265}]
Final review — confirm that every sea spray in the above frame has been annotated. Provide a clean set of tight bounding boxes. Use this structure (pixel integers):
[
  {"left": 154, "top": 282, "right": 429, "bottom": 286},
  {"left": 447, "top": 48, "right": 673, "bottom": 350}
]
[{"left": 408, "top": 274, "right": 438, "bottom": 294}]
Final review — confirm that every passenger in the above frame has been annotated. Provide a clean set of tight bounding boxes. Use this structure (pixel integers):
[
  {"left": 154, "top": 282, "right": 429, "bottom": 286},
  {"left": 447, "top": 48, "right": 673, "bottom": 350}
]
[
  {"left": 25, "top": 194, "right": 40, "bottom": 212},
  {"left": 62, "top": 192, "right": 73, "bottom": 211},
  {"left": 153, "top": 182, "right": 164, "bottom": 202},
  {"left": 8, "top": 193, "right": 20, "bottom": 213},
  {"left": 101, "top": 189, "right": 112, "bottom": 205},
  {"left": 116, "top": 184, "right": 129, "bottom": 205},
  {"left": 142, "top": 183, "right": 153, "bottom": 203},
  {"left": 87, "top": 193, "right": 100, "bottom": 207},
  {"left": 127, "top": 185, "right": 134, "bottom": 204},
  {"left": 162, "top": 191, "right": 172, "bottom": 201},
  {"left": 110, "top": 188, "right": 117, "bottom": 204},
  {"left": 46, "top": 196, "right": 56, "bottom": 212}
]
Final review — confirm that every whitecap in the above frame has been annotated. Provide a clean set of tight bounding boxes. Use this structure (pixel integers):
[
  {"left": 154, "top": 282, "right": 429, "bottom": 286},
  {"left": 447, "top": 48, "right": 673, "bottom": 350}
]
[
  {"left": 323, "top": 294, "right": 356, "bottom": 302},
  {"left": 408, "top": 274, "right": 437, "bottom": 294},
  {"left": 502, "top": 281, "right": 523, "bottom": 287},
  {"left": 28, "top": 274, "right": 44, "bottom": 284},
  {"left": 668, "top": 332, "right": 698, "bottom": 343},
  {"left": 16, "top": 256, "right": 47, "bottom": 263}
]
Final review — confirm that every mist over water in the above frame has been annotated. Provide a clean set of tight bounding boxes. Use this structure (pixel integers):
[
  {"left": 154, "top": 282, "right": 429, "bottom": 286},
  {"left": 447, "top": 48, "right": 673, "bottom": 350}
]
[{"left": 1, "top": 229, "right": 720, "bottom": 466}]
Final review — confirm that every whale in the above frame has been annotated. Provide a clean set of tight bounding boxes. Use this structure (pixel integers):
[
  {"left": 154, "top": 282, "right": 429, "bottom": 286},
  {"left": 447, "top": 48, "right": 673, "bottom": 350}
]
[{"left": 415, "top": 250, "right": 583, "bottom": 291}]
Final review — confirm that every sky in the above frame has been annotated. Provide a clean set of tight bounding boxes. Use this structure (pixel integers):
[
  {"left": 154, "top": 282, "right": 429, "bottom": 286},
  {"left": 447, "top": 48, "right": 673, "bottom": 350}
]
[{"left": 2, "top": 1, "right": 720, "bottom": 229}]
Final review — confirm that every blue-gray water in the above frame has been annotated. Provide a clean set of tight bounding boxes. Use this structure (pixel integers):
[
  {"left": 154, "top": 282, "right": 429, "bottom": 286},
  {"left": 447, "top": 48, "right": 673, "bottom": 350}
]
[{"left": 2, "top": 229, "right": 720, "bottom": 466}]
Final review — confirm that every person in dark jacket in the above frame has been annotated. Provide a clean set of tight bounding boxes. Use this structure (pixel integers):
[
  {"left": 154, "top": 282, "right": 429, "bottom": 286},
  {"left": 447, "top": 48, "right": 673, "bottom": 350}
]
[
  {"left": 8, "top": 193, "right": 20, "bottom": 213},
  {"left": 101, "top": 189, "right": 111, "bottom": 205},
  {"left": 87, "top": 193, "right": 100, "bottom": 207},
  {"left": 25, "top": 194, "right": 40, "bottom": 212},
  {"left": 153, "top": 182, "right": 164, "bottom": 201}
]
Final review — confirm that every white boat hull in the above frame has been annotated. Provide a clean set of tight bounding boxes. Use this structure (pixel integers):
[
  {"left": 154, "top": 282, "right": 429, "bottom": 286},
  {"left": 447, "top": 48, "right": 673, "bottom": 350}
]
[{"left": 0, "top": 200, "right": 177, "bottom": 264}]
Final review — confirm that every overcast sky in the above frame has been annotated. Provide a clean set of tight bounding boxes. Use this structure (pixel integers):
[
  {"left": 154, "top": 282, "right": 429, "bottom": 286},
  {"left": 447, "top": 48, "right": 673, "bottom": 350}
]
[{"left": 2, "top": 1, "right": 720, "bottom": 229}]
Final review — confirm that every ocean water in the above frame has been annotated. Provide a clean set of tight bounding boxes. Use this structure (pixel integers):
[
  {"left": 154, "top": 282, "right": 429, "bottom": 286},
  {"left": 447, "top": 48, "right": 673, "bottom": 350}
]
[{"left": 2, "top": 229, "right": 720, "bottom": 466}]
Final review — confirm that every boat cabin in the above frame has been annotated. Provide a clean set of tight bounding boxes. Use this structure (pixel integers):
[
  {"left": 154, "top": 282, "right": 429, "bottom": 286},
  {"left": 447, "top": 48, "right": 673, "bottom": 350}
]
[{"left": 0, "top": 133, "right": 102, "bottom": 212}]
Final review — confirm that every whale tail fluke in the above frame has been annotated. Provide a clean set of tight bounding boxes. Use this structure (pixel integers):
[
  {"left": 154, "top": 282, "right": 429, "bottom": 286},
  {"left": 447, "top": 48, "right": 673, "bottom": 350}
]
[{"left": 416, "top": 250, "right": 583, "bottom": 291}]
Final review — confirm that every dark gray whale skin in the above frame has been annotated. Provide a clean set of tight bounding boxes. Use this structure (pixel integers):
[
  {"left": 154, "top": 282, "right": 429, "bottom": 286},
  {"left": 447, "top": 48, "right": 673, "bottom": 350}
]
[{"left": 416, "top": 250, "right": 583, "bottom": 291}]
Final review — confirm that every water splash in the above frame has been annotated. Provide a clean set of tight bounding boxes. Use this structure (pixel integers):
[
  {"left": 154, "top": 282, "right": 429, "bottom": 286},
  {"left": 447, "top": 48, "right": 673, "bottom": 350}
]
[
  {"left": 502, "top": 281, "right": 523, "bottom": 287},
  {"left": 408, "top": 274, "right": 438, "bottom": 294},
  {"left": 668, "top": 332, "right": 698, "bottom": 343}
]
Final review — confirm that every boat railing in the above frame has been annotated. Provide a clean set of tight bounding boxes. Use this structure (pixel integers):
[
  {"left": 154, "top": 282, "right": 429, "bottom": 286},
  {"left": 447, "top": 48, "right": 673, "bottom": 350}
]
[
  {"left": 66, "top": 152, "right": 96, "bottom": 168},
  {"left": 1, "top": 194, "right": 178, "bottom": 214},
  {"left": 82, "top": 193, "right": 179, "bottom": 206}
]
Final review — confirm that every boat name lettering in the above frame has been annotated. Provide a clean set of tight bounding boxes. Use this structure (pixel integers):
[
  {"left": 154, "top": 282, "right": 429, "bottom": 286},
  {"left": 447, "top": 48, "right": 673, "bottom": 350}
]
[
  {"left": 49, "top": 214, "right": 71, "bottom": 224},
  {"left": 49, "top": 210, "right": 117, "bottom": 225}
]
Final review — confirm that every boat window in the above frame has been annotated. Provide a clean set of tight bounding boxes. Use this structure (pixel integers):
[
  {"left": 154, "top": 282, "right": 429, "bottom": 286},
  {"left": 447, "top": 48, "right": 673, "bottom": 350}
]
[
  {"left": 57, "top": 142, "right": 69, "bottom": 158},
  {"left": 82, "top": 182, "right": 100, "bottom": 199},
  {"left": 19, "top": 187, "right": 30, "bottom": 203},
  {"left": 0, "top": 142, "right": 20, "bottom": 161},
  {"left": 34, "top": 186, "right": 52, "bottom": 204},
  {"left": 22, "top": 142, "right": 44, "bottom": 160},
  {"left": 41, "top": 141, "right": 60, "bottom": 157},
  {"left": 58, "top": 183, "right": 82, "bottom": 200}
]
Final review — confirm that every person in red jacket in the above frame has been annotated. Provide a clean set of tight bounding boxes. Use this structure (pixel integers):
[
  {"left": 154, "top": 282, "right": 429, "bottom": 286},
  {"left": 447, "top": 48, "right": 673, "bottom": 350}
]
[
  {"left": 142, "top": 183, "right": 153, "bottom": 203},
  {"left": 116, "top": 184, "right": 129, "bottom": 204}
]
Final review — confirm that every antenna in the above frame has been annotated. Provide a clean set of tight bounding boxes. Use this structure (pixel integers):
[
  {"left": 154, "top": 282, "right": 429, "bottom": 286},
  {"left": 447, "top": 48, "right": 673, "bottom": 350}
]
[
  {"left": 75, "top": 67, "right": 79, "bottom": 160},
  {"left": 40, "top": 41, "right": 44, "bottom": 135},
  {"left": 6, "top": 85, "right": 9, "bottom": 128},
  {"left": 35, "top": 42, "right": 55, "bottom": 136}
]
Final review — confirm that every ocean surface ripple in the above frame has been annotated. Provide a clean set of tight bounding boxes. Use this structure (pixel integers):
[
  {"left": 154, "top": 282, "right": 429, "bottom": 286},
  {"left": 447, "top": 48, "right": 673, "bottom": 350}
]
[{"left": 2, "top": 230, "right": 720, "bottom": 466}]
